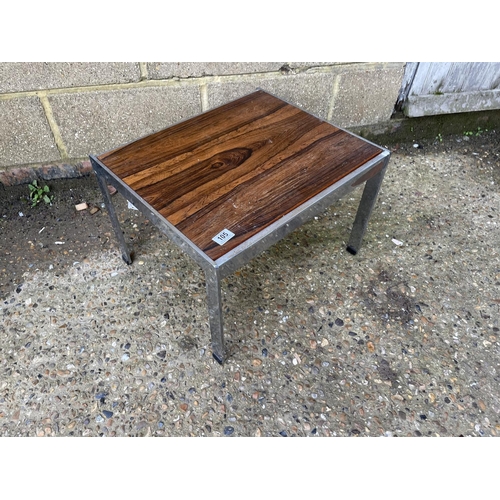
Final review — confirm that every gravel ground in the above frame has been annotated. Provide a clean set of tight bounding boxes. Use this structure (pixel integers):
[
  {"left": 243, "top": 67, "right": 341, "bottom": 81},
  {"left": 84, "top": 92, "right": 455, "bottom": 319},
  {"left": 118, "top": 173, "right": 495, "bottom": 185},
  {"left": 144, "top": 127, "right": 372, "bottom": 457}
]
[{"left": 1, "top": 130, "right": 499, "bottom": 438}]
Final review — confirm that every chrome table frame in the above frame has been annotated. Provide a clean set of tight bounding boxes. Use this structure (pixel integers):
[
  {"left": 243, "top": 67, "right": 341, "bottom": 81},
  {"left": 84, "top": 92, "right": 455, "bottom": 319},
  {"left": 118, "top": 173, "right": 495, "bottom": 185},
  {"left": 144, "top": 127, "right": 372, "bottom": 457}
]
[{"left": 90, "top": 112, "right": 390, "bottom": 365}]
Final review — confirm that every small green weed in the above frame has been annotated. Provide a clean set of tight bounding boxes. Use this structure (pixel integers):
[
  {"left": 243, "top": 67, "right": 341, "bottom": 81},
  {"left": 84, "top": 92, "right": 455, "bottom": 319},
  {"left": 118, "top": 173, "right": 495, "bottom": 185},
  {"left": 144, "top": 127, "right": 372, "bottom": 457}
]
[
  {"left": 464, "top": 127, "right": 488, "bottom": 137},
  {"left": 436, "top": 133, "right": 443, "bottom": 142},
  {"left": 28, "top": 180, "right": 53, "bottom": 207}
]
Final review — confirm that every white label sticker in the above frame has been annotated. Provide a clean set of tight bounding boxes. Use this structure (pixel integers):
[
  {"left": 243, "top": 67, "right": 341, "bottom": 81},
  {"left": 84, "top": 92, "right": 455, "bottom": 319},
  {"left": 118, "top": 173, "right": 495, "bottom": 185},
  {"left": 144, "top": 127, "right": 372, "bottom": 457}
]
[{"left": 212, "top": 228, "right": 235, "bottom": 246}]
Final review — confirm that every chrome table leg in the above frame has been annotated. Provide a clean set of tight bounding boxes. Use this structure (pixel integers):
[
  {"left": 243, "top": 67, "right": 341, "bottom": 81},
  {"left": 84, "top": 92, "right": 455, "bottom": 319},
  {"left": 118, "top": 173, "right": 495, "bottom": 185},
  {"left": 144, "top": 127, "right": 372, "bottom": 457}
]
[
  {"left": 205, "top": 267, "right": 224, "bottom": 364},
  {"left": 347, "top": 159, "right": 389, "bottom": 256},
  {"left": 94, "top": 171, "right": 133, "bottom": 265}
]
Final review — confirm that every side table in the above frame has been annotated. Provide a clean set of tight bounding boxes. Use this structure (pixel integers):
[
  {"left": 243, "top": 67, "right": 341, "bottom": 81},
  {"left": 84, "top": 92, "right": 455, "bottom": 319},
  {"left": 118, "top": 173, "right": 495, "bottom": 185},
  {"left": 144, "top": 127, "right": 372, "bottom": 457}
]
[{"left": 89, "top": 89, "right": 390, "bottom": 364}]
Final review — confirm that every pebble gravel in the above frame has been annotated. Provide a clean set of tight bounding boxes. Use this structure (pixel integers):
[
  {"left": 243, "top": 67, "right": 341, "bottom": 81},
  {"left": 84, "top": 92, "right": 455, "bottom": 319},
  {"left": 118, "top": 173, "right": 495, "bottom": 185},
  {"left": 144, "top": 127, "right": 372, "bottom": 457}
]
[{"left": 1, "top": 131, "right": 499, "bottom": 437}]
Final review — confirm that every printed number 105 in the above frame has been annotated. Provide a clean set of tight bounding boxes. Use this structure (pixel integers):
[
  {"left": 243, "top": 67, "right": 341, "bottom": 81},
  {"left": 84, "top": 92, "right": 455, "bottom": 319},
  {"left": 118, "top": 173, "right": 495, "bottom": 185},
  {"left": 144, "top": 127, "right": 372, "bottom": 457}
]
[{"left": 212, "top": 228, "right": 235, "bottom": 246}]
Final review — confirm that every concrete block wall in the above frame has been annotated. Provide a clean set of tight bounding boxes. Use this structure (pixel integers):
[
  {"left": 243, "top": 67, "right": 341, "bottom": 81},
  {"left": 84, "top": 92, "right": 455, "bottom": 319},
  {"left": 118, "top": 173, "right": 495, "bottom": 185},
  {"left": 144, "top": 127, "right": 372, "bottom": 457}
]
[{"left": 0, "top": 62, "right": 405, "bottom": 186}]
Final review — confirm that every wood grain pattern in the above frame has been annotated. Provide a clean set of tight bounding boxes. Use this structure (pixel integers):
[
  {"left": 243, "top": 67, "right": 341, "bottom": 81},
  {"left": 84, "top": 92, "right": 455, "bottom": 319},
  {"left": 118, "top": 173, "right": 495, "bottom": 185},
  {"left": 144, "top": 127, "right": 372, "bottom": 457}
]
[{"left": 98, "top": 90, "right": 383, "bottom": 261}]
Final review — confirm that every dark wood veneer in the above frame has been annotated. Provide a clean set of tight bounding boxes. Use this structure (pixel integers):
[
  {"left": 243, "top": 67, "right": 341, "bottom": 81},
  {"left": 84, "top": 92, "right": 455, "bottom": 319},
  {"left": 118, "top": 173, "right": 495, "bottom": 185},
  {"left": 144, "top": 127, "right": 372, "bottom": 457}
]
[{"left": 98, "top": 90, "right": 382, "bottom": 260}]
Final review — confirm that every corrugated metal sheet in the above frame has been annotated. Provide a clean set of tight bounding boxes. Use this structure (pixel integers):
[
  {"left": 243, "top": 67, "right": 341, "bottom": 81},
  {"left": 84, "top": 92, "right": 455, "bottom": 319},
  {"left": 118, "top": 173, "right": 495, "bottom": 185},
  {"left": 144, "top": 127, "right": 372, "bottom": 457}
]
[{"left": 397, "top": 62, "right": 500, "bottom": 117}]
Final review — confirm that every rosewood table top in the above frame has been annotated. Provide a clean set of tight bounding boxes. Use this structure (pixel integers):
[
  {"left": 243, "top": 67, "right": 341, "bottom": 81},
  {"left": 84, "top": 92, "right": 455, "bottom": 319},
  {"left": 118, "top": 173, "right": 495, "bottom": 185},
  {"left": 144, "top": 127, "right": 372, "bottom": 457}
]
[{"left": 97, "top": 90, "right": 384, "bottom": 262}]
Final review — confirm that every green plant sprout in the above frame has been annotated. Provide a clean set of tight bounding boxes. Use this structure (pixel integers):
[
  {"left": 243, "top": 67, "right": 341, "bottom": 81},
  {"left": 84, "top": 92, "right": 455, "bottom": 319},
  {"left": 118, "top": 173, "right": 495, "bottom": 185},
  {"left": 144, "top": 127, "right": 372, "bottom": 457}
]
[
  {"left": 28, "top": 180, "right": 53, "bottom": 207},
  {"left": 464, "top": 127, "right": 488, "bottom": 137}
]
